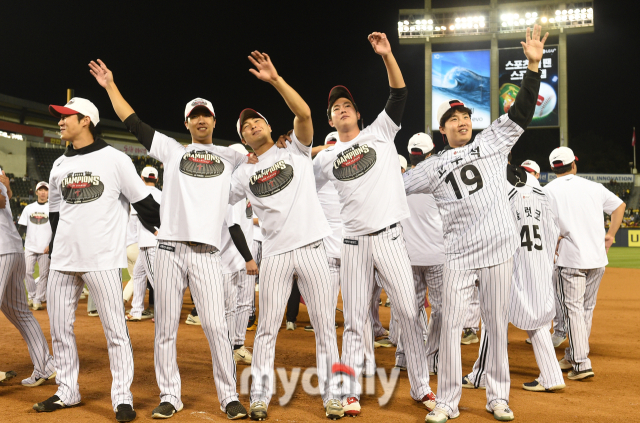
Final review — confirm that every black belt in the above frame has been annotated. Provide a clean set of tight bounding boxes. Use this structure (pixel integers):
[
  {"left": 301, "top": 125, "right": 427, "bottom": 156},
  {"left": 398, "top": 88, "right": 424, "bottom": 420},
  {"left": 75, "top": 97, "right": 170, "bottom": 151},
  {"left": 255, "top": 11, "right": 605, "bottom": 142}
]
[{"left": 368, "top": 223, "right": 397, "bottom": 236}]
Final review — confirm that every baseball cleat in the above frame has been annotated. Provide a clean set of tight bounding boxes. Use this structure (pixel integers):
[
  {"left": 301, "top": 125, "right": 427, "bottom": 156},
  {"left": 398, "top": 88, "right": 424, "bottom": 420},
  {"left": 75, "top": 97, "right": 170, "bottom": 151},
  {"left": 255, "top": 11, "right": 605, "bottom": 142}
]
[
  {"left": 141, "top": 308, "right": 154, "bottom": 320},
  {"left": 525, "top": 338, "right": 532, "bottom": 344},
  {"left": 558, "top": 358, "right": 573, "bottom": 371},
  {"left": 421, "top": 392, "right": 436, "bottom": 411},
  {"left": 22, "top": 370, "right": 56, "bottom": 387},
  {"left": 0, "top": 370, "right": 17, "bottom": 383},
  {"left": 425, "top": 407, "right": 460, "bottom": 423},
  {"left": 88, "top": 310, "right": 99, "bottom": 317},
  {"left": 486, "top": 404, "right": 514, "bottom": 421},
  {"left": 247, "top": 315, "right": 257, "bottom": 331},
  {"left": 384, "top": 298, "right": 390, "bottom": 307},
  {"left": 234, "top": 346, "right": 252, "bottom": 365},
  {"left": 342, "top": 397, "right": 360, "bottom": 417},
  {"left": 185, "top": 314, "right": 201, "bottom": 325},
  {"left": 28, "top": 299, "right": 33, "bottom": 307},
  {"left": 116, "top": 404, "right": 136, "bottom": 422},
  {"left": 462, "top": 375, "right": 485, "bottom": 390},
  {"left": 325, "top": 399, "right": 344, "bottom": 420},
  {"left": 304, "top": 325, "right": 314, "bottom": 332},
  {"left": 250, "top": 401, "right": 268, "bottom": 420},
  {"left": 522, "top": 380, "right": 565, "bottom": 392},
  {"left": 551, "top": 333, "right": 567, "bottom": 348},
  {"left": 461, "top": 328, "right": 479, "bottom": 345},
  {"left": 32, "top": 302, "right": 45, "bottom": 311},
  {"left": 395, "top": 364, "right": 407, "bottom": 371},
  {"left": 286, "top": 321, "right": 296, "bottom": 330},
  {"left": 221, "top": 400, "right": 247, "bottom": 420},
  {"left": 151, "top": 402, "right": 182, "bottom": 419},
  {"left": 125, "top": 313, "right": 141, "bottom": 322},
  {"left": 33, "top": 395, "right": 76, "bottom": 412},
  {"left": 374, "top": 336, "right": 393, "bottom": 348},
  {"left": 568, "top": 368, "right": 594, "bottom": 380}
]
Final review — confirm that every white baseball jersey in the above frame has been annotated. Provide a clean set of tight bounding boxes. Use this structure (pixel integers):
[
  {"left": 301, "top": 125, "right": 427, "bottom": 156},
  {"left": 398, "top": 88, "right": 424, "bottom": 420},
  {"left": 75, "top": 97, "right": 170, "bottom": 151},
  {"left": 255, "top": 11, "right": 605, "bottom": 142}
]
[
  {"left": 403, "top": 115, "right": 524, "bottom": 269},
  {"left": 0, "top": 182, "right": 23, "bottom": 255},
  {"left": 402, "top": 192, "right": 445, "bottom": 266},
  {"left": 219, "top": 200, "right": 254, "bottom": 274},
  {"left": 508, "top": 183, "right": 559, "bottom": 330},
  {"left": 136, "top": 186, "right": 162, "bottom": 248},
  {"left": 543, "top": 174, "right": 623, "bottom": 269},
  {"left": 126, "top": 212, "right": 139, "bottom": 247},
  {"left": 313, "top": 110, "right": 410, "bottom": 236},
  {"left": 252, "top": 211, "right": 264, "bottom": 243},
  {"left": 229, "top": 131, "right": 331, "bottom": 257},
  {"left": 148, "top": 131, "right": 246, "bottom": 247},
  {"left": 18, "top": 201, "right": 52, "bottom": 254},
  {"left": 315, "top": 180, "right": 342, "bottom": 259},
  {"left": 48, "top": 145, "right": 149, "bottom": 271}
]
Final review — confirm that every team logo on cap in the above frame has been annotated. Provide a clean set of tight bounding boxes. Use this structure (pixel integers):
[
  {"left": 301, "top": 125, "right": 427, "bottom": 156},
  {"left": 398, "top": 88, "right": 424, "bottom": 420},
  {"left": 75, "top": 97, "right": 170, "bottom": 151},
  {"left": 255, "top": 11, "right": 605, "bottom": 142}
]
[
  {"left": 61, "top": 171, "right": 105, "bottom": 204},
  {"left": 245, "top": 200, "right": 253, "bottom": 219},
  {"left": 191, "top": 99, "right": 207, "bottom": 107},
  {"left": 29, "top": 211, "right": 49, "bottom": 225},
  {"left": 179, "top": 151, "right": 225, "bottom": 178},
  {"left": 332, "top": 143, "right": 377, "bottom": 181},
  {"left": 249, "top": 160, "right": 294, "bottom": 198}
]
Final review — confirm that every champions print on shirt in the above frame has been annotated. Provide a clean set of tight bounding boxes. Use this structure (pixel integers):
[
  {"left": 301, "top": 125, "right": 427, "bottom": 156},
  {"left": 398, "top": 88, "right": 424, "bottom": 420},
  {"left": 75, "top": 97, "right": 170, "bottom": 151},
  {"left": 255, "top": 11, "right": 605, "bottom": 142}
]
[
  {"left": 179, "top": 150, "right": 225, "bottom": 178},
  {"left": 332, "top": 143, "right": 376, "bottom": 181},
  {"left": 61, "top": 171, "right": 105, "bottom": 204},
  {"left": 249, "top": 160, "right": 294, "bottom": 198},
  {"left": 29, "top": 211, "right": 49, "bottom": 225}
]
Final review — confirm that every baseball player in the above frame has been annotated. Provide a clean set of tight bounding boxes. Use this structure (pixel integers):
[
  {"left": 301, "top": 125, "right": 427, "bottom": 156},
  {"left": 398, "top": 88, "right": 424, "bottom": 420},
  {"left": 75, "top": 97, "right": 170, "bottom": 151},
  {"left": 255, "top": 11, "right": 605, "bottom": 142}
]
[
  {"left": 0, "top": 169, "right": 57, "bottom": 388},
  {"left": 247, "top": 212, "right": 262, "bottom": 330},
  {"left": 230, "top": 51, "right": 343, "bottom": 420},
  {"left": 126, "top": 166, "right": 162, "bottom": 321},
  {"left": 463, "top": 161, "right": 566, "bottom": 392},
  {"left": 32, "top": 97, "right": 160, "bottom": 423},
  {"left": 543, "top": 146, "right": 625, "bottom": 380},
  {"left": 403, "top": 25, "right": 548, "bottom": 423},
  {"left": 395, "top": 133, "right": 446, "bottom": 387},
  {"left": 17, "top": 181, "right": 52, "bottom": 310},
  {"left": 91, "top": 59, "right": 253, "bottom": 419},
  {"left": 461, "top": 289, "right": 480, "bottom": 344},
  {"left": 313, "top": 32, "right": 435, "bottom": 415}
]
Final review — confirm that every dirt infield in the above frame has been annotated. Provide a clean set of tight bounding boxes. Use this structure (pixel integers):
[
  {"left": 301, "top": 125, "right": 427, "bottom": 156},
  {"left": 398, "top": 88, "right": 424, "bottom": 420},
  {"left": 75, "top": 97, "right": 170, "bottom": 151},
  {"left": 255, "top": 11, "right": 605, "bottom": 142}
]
[{"left": 1, "top": 267, "right": 638, "bottom": 422}]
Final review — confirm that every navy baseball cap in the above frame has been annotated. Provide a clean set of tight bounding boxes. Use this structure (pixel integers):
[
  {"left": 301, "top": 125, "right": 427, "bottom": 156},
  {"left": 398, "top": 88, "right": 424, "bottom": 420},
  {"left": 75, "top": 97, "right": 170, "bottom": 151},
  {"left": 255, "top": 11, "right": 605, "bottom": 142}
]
[{"left": 327, "top": 85, "right": 359, "bottom": 119}]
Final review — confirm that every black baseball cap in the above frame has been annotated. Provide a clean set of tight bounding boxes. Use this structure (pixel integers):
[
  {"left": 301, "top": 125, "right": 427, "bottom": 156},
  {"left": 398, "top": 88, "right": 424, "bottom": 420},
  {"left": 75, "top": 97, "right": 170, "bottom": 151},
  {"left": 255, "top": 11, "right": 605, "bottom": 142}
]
[{"left": 327, "top": 85, "right": 359, "bottom": 120}]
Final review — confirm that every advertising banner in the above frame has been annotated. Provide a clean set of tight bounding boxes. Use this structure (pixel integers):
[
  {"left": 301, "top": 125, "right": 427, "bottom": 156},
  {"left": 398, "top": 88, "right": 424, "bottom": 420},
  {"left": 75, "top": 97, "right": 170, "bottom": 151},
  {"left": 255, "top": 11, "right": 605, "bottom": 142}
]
[
  {"left": 432, "top": 50, "right": 491, "bottom": 130},
  {"left": 499, "top": 46, "right": 559, "bottom": 127},
  {"left": 540, "top": 173, "right": 634, "bottom": 184}
]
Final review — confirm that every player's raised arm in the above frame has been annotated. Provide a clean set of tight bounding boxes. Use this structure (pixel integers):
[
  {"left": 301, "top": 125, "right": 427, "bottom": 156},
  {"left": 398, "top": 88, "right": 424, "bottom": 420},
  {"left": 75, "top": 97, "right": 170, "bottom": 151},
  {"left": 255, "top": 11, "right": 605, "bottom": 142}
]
[
  {"left": 507, "top": 25, "right": 548, "bottom": 129},
  {"left": 369, "top": 32, "right": 408, "bottom": 127},
  {"left": 248, "top": 51, "right": 313, "bottom": 146}
]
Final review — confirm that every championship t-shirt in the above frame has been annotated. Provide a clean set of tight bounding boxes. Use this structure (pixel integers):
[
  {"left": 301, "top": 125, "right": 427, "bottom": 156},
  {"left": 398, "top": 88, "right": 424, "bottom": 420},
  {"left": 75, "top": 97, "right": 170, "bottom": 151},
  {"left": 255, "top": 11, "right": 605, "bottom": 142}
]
[
  {"left": 149, "top": 132, "right": 246, "bottom": 248},
  {"left": 315, "top": 177, "right": 342, "bottom": 259},
  {"left": 126, "top": 211, "right": 139, "bottom": 247},
  {"left": 18, "top": 201, "right": 52, "bottom": 254},
  {"left": 313, "top": 110, "right": 409, "bottom": 236},
  {"left": 252, "top": 211, "right": 264, "bottom": 243},
  {"left": 0, "top": 182, "right": 23, "bottom": 255},
  {"left": 49, "top": 145, "right": 150, "bottom": 271},
  {"left": 230, "top": 131, "right": 331, "bottom": 258},
  {"left": 403, "top": 193, "right": 445, "bottom": 267},
  {"left": 219, "top": 200, "right": 254, "bottom": 274},
  {"left": 136, "top": 186, "right": 162, "bottom": 248}
]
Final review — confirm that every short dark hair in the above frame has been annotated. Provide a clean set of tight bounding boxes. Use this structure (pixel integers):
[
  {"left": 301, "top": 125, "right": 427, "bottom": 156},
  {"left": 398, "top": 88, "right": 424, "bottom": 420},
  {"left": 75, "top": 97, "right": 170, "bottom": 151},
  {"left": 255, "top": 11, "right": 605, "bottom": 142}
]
[
  {"left": 409, "top": 153, "right": 427, "bottom": 167},
  {"left": 76, "top": 113, "right": 96, "bottom": 137},
  {"left": 439, "top": 105, "right": 473, "bottom": 128},
  {"left": 552, "top": 163, "right": 573, "bottom": 174},
  {"left": 143, "top": 177, "right": 157, "bottom": 184}
]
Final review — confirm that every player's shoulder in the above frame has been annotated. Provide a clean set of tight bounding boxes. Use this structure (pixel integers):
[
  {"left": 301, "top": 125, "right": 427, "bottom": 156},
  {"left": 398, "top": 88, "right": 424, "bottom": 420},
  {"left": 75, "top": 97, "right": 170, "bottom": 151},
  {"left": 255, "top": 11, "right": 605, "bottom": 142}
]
[{"left": 532, "top": 186, "right": 545, "bottom": 197}]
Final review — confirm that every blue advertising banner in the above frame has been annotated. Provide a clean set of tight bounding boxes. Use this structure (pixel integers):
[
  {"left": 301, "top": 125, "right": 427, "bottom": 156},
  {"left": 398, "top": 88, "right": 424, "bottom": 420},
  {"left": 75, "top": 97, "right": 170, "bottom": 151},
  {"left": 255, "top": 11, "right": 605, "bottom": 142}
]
[
  {"left": 432, "top": 50, "right": 491, "bottom": 130},
  {"left": 540, "top": 173, "right": 634, "bottom": 184}
]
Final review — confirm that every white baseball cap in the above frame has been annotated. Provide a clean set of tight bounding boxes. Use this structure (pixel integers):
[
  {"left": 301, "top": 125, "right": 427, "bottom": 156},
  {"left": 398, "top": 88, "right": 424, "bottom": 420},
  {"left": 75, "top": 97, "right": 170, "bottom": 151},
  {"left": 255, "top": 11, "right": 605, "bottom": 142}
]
[
  {"left": 141, "top": 167, "right": 158, "bottom": 179},
  {"left": 184, "top": 98, "right": 215, "bottom": 121},
  {"left": 325, "top": 131, "right": 339, "bottom": 145},
  {"left": 408, "top": 132, "right": 434, "bottom": 155},
  {"left": 49, "top": 97, "right": 100, "bottom": 125},
  {"left": 229, "top": 143, "right": 249, "bottom": 155},
  {"left": 398, "top": 154, "right": 408, "bottom": 171},
  {"left": 520, "top": 160, "right": 541, "bottom": 174},
  {"left": 237, "top": 108, "right": 269, "bottom": 139},
  {"left": 549, "top": 147, "right": 578, "bottom": 168},
  {"left": 35, "top": 181, "right": 49, "bottom": 190},
  {"left": 436, "top": 99, "right": 469, "bottom": 127}
]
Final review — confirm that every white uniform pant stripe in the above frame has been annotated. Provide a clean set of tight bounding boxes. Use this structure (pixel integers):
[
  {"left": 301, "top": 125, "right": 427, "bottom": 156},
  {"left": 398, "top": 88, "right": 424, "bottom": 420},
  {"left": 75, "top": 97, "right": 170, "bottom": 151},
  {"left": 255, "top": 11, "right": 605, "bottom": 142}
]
[
  {"left": 556, "top": 266, "right": 605, "bottom": 372},
  {"left": 251, "top": 240, "right": 340, "bottom": 407},
  {"left": 223, "top": 271, "right": 239, "bottom": 344},
  {"left": 369, "top": 277, "right": 387, "bottom": 338},
  {"left": 233, "top": 270, "right": 254, "bottom": 346},
  {"left": 1, "top": 252, "right": 54, "bottom": 379},
  {"left": 463, "top": 286, "right": 481, "bottom": 333},
  {"left": 24, "top": 250, "right": 39, "bottom": 299},
  {"left": 130, "top": 250, "right": 149, "bottom": 318},
  {"left": 27, "top": 251, "right": 51, "bottom": 304},
  {"left": 48, "top": 268, "right": 134, "bottom": 410},
  {"left": 341, "top": 224, "right": 431, "bottom": 401},
  {"left": 437, "top": 257, "right": 513, "bottom": 415},
  {"left": 123, "top": 243, "right": 139, "bottom": 303},
  {"left": 154, "top": 241, "right": 238, "bottom": 410}
]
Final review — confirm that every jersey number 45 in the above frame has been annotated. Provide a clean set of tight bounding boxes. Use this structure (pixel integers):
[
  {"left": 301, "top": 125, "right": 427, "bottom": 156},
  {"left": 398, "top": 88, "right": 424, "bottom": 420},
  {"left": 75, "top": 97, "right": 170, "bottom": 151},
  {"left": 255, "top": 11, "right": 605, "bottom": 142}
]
[{"left": 520, "top": 224, "right": 543, "bottom": 251}]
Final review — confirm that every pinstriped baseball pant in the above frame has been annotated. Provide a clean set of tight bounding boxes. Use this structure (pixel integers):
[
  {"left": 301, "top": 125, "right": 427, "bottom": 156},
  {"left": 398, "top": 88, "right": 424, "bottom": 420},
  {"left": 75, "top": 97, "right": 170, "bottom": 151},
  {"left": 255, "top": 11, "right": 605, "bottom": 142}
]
[
  {"left": 396, "top": 264, "right": 443, "bottom": 390},
  {"left": 47, "top": 268, "right": 133, "bottom": 410},
  {"left": 437, "top": 257, "right": 513, "bottom": 415},
  {"left": 25, "top": 250, "right": 49, "bottom": 302},
  {"left": 154, "top": 241, "right": 238, "bottom": 410},
  {"left": 1, "top": 253, "right": 55, "bottom": 381},
  {"left": 123, "top": 243, "right": 138, "bottom": 303},
  {"left": 552, "top": 266, "right": 566, "bottom": 338},
  {"left": 556, "top": 266, "right": 605, "bottom": 372},
  {"left": 251, "top": 240, "right": 340, "bottom": 407},
  {"left": 463, "top": 285, "right": 481, "bottom": 333},
  {"left": 227, "top": 269, "right": 254, "bottom": 346},
  {"left": 341, "top": 224, "right": 432, "bottom": 402},
  {"left": 130, "top": 247, "right": 153, "bottom": 318}
]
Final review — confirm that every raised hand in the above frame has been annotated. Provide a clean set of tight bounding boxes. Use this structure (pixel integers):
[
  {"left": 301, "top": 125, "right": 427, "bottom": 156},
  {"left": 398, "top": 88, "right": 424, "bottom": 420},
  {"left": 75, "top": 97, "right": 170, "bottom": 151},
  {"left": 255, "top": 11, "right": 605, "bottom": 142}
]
[
  {"left": 248, "top": 51, "right": 279, "bottom": 84},
  {"left": 368, "top": 32, "right": 392, "bottom": 56},
  {"left": 521, "top": 24, "right": 548, "bottom": 64},
  {"left": 89, "top": 59, "right": 114, "bottom": 88}
]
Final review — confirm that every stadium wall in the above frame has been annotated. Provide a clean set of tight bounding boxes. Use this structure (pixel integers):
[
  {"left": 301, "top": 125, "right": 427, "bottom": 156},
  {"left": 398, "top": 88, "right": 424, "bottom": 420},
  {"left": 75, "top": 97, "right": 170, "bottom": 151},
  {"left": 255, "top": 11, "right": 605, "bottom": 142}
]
[{"left": 0, "top": 135, "right": 27, "bottom": 176}]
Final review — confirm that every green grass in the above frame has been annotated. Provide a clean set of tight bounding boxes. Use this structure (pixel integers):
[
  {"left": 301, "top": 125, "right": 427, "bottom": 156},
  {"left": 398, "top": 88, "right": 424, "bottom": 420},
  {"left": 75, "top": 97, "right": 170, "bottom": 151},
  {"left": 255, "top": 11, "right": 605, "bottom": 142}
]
[{"left": 607, "top": 247, "right": 640, "bottom": 269}]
